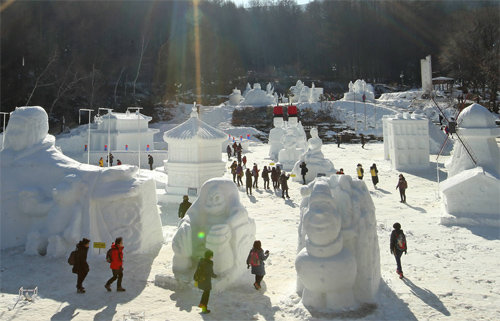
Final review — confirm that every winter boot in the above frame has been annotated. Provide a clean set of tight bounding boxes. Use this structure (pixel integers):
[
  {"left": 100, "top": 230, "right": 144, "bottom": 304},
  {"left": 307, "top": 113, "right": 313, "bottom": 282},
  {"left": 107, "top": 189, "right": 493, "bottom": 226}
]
[
  {"left": 201, "top": 305, "right": 211, "bottom": 314},
  {"left": 104, "top": 284, "right": 111, "bottom": 292},
  {"left": 117, "top": 287, "right": 126, "bottom": 292},
  {"left": 77, "top": 288, "right": 85, "bottom": 293}
]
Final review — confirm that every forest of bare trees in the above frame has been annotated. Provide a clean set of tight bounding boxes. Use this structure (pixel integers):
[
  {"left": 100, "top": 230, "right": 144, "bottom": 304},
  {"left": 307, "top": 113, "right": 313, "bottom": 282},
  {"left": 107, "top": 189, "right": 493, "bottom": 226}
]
[{"left": 1, "top": 0, "right": 498, "bottom": 128}]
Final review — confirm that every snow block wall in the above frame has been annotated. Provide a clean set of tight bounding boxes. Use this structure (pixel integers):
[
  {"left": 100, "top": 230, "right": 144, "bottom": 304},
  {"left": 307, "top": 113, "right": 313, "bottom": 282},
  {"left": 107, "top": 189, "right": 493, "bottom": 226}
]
[
  {"left": 296, "top": 176, "right": 380, "bottom": 310},
  {"left": 0, "top": 106, "right": 163, "bottom": 256},
  {"left": 441, "top": 103, "right": 500, "bottom": 227},
  {"left": 291, "top": 128, "right": 335, "bottom": 183},
  {"left": 383, "top": 113, "right": 429, "bottom": 170},
  {"left": 171, "top": 178, "right": 256, "bottom": 291}
]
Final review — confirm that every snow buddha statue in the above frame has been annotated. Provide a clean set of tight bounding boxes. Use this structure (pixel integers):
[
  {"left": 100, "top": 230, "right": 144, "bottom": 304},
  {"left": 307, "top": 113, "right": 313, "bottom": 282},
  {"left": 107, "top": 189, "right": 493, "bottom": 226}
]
[
  {"left": 295, "top": 180, "right": 357, "bottom": 310},
  {"left": 172, "top": 178, "right": 256, "bottom": 291}
]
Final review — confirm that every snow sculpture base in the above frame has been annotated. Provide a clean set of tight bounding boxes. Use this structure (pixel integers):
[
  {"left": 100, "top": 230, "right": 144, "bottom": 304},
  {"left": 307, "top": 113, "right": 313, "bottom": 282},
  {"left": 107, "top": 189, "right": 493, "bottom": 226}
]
[
  {"left": 171, "top": 178, "right": 256, "bottom": 291},
  {"left": 296, "top": 176, "right": 380, "bottom": 311},
  {"left": 0, "top": 106, "right": 163, "bottom": 256}
]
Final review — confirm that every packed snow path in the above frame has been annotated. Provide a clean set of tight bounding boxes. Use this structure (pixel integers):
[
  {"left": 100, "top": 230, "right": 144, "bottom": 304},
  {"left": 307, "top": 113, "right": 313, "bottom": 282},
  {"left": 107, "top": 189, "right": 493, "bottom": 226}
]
[{"left": 1, "top": 142, "right": 499, "bottom": 321}]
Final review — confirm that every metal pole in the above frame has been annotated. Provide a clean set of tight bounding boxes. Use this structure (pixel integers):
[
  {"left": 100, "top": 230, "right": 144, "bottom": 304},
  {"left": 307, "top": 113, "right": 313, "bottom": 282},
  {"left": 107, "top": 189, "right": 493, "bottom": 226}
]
[
  {"left": 354, "top": 92, "right": 357, "bottom": 132},
  {"left": 0, "top": 112, "right": 8, "bottom": 150},
  {"left": 127, "top": 107, "right": 143, "bottom": 173},
  {"left": 363, "top": 83, "right": 367, "bottom": 130},
  {"left": 79, "top": 109, "right": 94, "bottom": 164},
  {"left": 98, "top": 108, "right": 113, "bottom": 167}
]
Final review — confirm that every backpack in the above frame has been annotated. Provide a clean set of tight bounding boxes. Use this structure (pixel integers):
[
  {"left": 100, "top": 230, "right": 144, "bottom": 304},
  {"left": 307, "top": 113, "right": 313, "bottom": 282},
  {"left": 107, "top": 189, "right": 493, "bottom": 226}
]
[
  {"left": 249, "top": 250, "right": 261, "bottom": 266},
  {"left": 396, "top": 232, "right": 407, "bottom": 251},
  {"left": 106, "top": 248, "right": 114, "bottom": 263},
  {"left": 68, "top": 250, "right": 77, "bottom": 265}
]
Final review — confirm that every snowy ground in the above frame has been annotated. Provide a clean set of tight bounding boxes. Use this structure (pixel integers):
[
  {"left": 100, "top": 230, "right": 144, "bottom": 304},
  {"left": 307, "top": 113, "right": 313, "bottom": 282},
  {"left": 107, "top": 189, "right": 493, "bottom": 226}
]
[{"left": 1, "top": 140, "right": 499, "bottom": 321}]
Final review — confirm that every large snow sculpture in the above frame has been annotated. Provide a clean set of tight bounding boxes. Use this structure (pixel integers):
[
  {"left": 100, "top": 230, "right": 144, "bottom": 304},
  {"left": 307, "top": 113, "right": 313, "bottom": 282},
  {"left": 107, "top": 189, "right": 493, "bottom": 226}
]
[
  {"left": 278, "top": 106, "right": 307, "bottom": 170},
  {"left": 382, "top": 112, "right": 429, "bottom": 170},
  {"left": 441, "top": 103, "right": 500, "bottom": 227},
  {"left": 343, "top": 79, "right": 375, "bottom": 102},
  {"left": 163, "top": 104, "right": 227, "bottom": 203},
  {"left": 228, "top": 88, "right": 243, "bottom": 106},
  {"left": 291, "top": 127, "right": 335, "bottom": 183},
  {"left": 296, "top": 176, "right": 380, "bottom": 310},
  {"left": 241, "top": 83, "right": 276, "bottom": 106},
  {"left": 0, "top": 107, "right": 163, "bottom": 256},
  {"left": 289, "top": 80, "right": 324, "bottom": 103},
  {"left": 172, "top": 178, "right": 256, "bottom": 290},
  {"left": 268, "top": 106, "right": 285, "bottom": 160}
]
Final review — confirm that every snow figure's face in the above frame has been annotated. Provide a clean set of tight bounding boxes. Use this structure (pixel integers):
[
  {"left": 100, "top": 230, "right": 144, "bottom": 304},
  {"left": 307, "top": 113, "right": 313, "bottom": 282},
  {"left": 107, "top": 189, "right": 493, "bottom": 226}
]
[
  {"left": 304, "top": 203, "right": 341, "bottom": 245},
  {"left": 4, "top": 107, "right": 49, "bottom": 151},
  {"left": 205, "top": 187, "right": 226, "bottom": 216},
  {"left": 310, "top": 128, "right": 319, "bottom": 139}
]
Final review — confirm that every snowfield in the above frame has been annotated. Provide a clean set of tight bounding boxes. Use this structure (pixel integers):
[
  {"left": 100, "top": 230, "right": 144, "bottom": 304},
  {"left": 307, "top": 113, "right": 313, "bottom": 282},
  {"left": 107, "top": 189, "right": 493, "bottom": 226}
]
[{"left": 1, "top": 140, "right": 499, "bottom": 321}]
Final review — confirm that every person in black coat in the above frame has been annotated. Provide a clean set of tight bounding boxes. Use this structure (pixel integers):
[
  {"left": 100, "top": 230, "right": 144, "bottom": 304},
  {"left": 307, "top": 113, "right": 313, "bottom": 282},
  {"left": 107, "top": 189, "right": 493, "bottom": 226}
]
[
  {"left": 390, "top": 222, "right": 407, "bottom": 278},
  {"left": 194, "top": 250, "right": 217, "bottom": 314},
  {"left": 262, "top": 166, "right": 270, "bottom": 189},
  {"left": 279, "top": 171, "right": 290, "bottom": 199},
  {"left": 148, "top": 154, "right": 154, "bottom": 170},
  {"left": 360, "top": 134, "right": 365, "bottom": 149},
  {"left": 246, "top": 240, "right": 270, "bottom": 290},
  {"left": 73, "top": 238, "right": 90, "bottom": 293},
  {"left": 226, "top": 145, "right": 232, "bottom": 159},
  {"left": 299, "top": 161, "right": 308, "bottom": 185},
  {"left": 245, "top": 168, "right": 253, "bottom": 195},
  {"left": 396, "top": 174, "right": 407, "bottom": 203},
  {"left": 271, "top": 167, "right": 278, "bottom": 189}
]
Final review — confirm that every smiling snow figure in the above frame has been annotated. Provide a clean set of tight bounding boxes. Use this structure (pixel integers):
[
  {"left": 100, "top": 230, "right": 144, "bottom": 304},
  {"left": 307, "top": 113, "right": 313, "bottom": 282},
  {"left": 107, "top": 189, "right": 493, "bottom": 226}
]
[
  {"left": 296, "top": 176, "right": 380, "bottom": 311},
  {"left": 295, "top": 180, "right": 357, "bottom": 310},
  {"left": 172, "top": 178, "right": 256, "bottom": 290}
]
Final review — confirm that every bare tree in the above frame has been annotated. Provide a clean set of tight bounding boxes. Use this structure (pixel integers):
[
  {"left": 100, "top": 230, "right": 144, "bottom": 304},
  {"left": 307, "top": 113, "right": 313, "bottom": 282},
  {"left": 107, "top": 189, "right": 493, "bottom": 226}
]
[
  {"left": 26, "top": 51, "right": 58, "bottom": 106},
  {"left": 114, "top": 67, "right": 126, "bottom": 104},
  {"left": 133, "top": 36, "right": 149, "bottom": 97},
  {"left": 90, "top": 64, "right": 96, "bottom": 108},
  {"left": 49, "top": 65, "right": 89, "bottom": 114}
]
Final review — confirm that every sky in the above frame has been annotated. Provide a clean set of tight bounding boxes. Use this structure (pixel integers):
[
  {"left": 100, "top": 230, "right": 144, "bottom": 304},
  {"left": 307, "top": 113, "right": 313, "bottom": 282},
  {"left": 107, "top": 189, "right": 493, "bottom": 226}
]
[{"left": 230, "top": 0, "right": 312, "bottom": 7}]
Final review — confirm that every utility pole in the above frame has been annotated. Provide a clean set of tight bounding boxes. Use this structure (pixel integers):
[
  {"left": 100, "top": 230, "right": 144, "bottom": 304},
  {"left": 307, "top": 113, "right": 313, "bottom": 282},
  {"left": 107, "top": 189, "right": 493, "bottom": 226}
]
[
  {"left": 0, "top": 112, "right": 9, "bottom": 150},
  {"left": 127, "top": 107, "right": 143, "bottom": 174}
]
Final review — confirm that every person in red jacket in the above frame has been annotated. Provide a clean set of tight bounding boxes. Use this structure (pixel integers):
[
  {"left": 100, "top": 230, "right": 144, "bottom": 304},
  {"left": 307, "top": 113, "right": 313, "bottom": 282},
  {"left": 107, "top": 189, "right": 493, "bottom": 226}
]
[{"left": 104, "top": 237, "right": 126, "bottom": 292}]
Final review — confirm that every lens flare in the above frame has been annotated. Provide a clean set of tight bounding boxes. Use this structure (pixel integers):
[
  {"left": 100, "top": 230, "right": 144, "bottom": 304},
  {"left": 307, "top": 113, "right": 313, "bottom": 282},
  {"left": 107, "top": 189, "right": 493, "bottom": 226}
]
[{"left": 197, "top": 231, "right": 205, "bottom": 239}]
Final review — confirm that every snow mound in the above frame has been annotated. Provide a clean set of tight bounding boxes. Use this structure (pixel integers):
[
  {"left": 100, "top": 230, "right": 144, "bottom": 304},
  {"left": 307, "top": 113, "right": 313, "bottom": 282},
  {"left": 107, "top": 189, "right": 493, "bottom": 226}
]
[
  {"left": 241, "top": 83, "right": 276, "bottom": 106},
  {"left": 458, "top": 103, "right": 497, "bottom": 128},
  {"left": 296, "top": 176, "right": 380, "bottom": 311},
  {"left": 0, "top": 106, "right": 163, "bottom": 257}
]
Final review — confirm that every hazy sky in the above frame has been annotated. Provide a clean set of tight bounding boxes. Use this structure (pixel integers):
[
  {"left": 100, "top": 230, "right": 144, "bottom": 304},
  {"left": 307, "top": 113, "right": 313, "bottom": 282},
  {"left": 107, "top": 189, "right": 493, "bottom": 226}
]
[{"left": 230, "top": 0, "right": 312, "bottom": 7}]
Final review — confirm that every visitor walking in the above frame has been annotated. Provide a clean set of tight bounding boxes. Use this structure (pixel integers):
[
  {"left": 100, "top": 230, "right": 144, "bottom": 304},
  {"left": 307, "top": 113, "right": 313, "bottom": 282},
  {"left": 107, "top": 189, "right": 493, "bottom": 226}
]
[
  {"left": 232, "top": 142, "right": 237, "bottom": 156},
  {"left": 104, "top": 237, "right": 126, "bottom": 292},
  {"left": 370, "top": 163, "right": 379, "bottom": 189},
  {"left": 73, "top": 238, "right": 90, "bottom": 293},
  {"left": 252, "top": 164, "right": 259, "bottom": 188},
  {"left": 237, "top": 150, "right": 242, "bottom": 163},
  {"left": 356, "top": 164, "right": 364, "bottom": 180},
  {"left": 178, "top": 195, "right": 192, "bottom": 219},
  {"left": 107, "top": 153, "right": 114, "bottom": 166},
  {"left": 194, "top": 250, "right": 217, "bottom": 314},
  {"left": 226, "top": 145, "right": 232, "bottom": 159},
  {"left": 299, "top": 161, "right": 308, "bottom": 185},
  {"left": 99, "top": 157, "right": 104, "bottom": 167},
  {"left": 396, "top": 174, "right": 407, "bottom": 203},
  {"left": 246, "top": 240, "right": 270, "bottom": 290},
  {"left": 230, "top": 161, "right": 237, "bottom": 183},
  {"left": 360, "top": 134, "right": 365, "bottom": 149},
  {"left": 148, "top": 154, "right": 154, "bottom": 170},
  {"left": 262, "top": 166, "right": 270, "bottom": 189},
  {"left": 236, "top": 163, "right": 244, "bottom": 186},
  {"left": 337, "top": 133, "right": 342, "bottom": 148},
  {"left": 242, "top": 155, "right": 247, "bottom": 168},
  {"left": 390, "top": 222, "right": 407, "bottom": 279},
  {"left": 245, "top": 168, "right": 253, "bottom": 195},
  {"left": 280, "top": 171, "right": 290, "bottom": 199}
]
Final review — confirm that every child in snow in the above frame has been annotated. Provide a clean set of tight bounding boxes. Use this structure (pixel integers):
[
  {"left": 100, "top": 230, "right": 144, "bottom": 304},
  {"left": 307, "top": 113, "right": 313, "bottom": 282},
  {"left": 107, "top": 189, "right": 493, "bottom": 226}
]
[
  {"left": 246, "top": 240, "right": 270, "bottom": 290},
  {"left": 370, "top": 163, "right": 379, "bottom": 188},
  {"left": 73, "top": 238, "right": 90, "bottom": 293},
  {"left": 104, "top": 237, "right": 126, "bottom": 292},
  {"left": 99, "top": 157, "right": 104, "bottom": 167},
  {"left": 356, "top": 164, "right": 364, "bottom": 179},
  {"left": 194, "top": 250, "right": 217, "bottom": 314},
  {"left": 390, "top": 223, "right": 407, "bottom": 279},
  {"left": 396, "top": 174, "right": 407, "bottom": 203}
]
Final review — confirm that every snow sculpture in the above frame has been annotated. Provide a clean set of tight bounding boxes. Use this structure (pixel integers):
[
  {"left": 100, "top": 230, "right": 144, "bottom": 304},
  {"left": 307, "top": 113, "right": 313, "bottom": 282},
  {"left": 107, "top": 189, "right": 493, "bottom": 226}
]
[
  {"left": 296, "top": 176, "right": 380, "bottom": 310},
  {"left": 343, "top": 79, "right": 375, "bottom": 102},
  {"left": 441, "top": 103, "right": 500, "bottom": 227},
  {"left": 420, "top": 55, "right": 433, "bottom": 95},
  {"left": 289, "top": 80, "right": 324, "bottom": 103},
  {"left": 278, "top": 106, "right": 307, "bottom": 170},
  {"left": 242, "top": 83, "right": 252, "bottom": 97},
  {"left": 228, "top": 88, "right": 243, "bottom": 106},
  {"left": 382, "top": 112, "right": 429, "bottom": 170},
  {"left": 0, "top": 107, "right": 163, "bottom": 256},
  {"left": 172, "top": 178, "right": 256, "bottom": 290},
  {"left": 268, "top": 106, "right": 285, "bottom": 160},
  {"left": 163, "top": 104, "right": 227, "bottom": 203},
  {"left": 240, "top": 83, "right": 276, "bottom": 106},
  {"left": 291, "top": 127, "right": 335, "bottom": 183}
]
